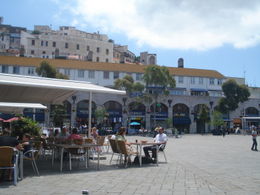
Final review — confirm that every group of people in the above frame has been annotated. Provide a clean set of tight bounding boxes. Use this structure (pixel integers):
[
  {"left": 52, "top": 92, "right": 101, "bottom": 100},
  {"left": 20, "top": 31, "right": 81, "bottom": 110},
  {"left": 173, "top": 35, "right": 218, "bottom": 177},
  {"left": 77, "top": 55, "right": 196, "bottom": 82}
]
[{"left": 112, "top": 126, "right": 168, "bottom": 163}]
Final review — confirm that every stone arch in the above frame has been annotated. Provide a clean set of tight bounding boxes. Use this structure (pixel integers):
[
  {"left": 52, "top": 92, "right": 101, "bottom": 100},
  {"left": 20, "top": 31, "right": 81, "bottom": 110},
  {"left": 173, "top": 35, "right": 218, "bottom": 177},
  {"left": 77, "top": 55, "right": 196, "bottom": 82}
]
[
  {"left": 76, "top": 100, "right": 96, "bottom": 124},
  {"left": 193, "top": 104, "right": 210, "bottom": 134},
  {"left": 245, "top": 107, "right": 259, "bottom": 117},
  {"left": 172, "top": 103, "right": 191, "bottom": 133}
]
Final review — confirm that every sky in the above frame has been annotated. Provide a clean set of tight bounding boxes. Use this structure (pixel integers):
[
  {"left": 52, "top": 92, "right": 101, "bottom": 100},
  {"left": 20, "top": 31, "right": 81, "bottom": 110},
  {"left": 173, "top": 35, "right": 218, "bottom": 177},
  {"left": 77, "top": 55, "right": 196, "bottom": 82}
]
[{"left": 2, "top": 0, "right": 260, "bottom": 87}]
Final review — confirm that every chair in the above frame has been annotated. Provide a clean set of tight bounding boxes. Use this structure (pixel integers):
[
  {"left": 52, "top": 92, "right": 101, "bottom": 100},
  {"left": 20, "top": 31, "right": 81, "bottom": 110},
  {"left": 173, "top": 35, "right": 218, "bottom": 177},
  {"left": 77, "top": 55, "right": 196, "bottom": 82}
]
[
  {"left": 109, "top": 139, "right": 121, "bottom": 165},
  {"left": 23, "top": 141, "right": 42, "bottom": 176},
  {"left": 116, "top": 140, "right": 138, "bottom": 167},
  {"left": 0, "top": 146, "right": 18, "bottom": 185},
  {"left": 158, "top": 144, "right": 167, "bottom": 163},
  {"left": 67, "top": 139, "right": 86, "bottom": 171}
]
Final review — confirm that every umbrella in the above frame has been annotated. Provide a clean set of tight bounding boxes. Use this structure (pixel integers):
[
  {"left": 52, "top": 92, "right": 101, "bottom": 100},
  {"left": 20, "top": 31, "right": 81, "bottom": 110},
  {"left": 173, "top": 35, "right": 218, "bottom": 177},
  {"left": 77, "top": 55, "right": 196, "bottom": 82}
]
[
  {"left": 3, "top": 117, "right": 19, "bottom": 123},
  {"left": 130, "top": 122, "right": 140, "bottom": 126}
]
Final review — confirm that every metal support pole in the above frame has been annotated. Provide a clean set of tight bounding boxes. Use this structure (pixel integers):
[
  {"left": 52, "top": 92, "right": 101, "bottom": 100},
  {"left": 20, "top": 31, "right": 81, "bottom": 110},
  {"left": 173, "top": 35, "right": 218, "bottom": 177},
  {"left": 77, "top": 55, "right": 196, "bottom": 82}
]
[{"left": 88, "top": 92, "right": 92, "bottom": 137}]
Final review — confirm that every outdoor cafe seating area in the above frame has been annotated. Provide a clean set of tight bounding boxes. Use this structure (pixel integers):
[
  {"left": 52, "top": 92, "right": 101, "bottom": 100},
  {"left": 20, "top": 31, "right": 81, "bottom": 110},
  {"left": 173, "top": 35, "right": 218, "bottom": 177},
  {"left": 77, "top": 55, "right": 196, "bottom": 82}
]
[{"left": 0, "top": 131, "right": 165, "bottom": 186}]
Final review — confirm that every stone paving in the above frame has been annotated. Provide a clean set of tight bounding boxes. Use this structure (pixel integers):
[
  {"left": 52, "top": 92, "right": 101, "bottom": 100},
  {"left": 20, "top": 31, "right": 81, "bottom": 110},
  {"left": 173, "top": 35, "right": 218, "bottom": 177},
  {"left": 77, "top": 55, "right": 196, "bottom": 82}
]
[{"left": 0, "top": 134, "right": 260, "bottom": 195}]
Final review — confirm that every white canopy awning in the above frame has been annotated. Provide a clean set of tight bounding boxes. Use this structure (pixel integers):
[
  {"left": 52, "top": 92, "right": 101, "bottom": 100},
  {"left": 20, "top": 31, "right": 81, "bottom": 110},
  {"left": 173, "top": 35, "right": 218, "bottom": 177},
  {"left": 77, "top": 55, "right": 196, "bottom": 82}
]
[
  {"left": 0, "top": 73, "right": 125, "bottom": 104},
  {"left": 0, "top": 102, "right": 47, "bottom": 114}
]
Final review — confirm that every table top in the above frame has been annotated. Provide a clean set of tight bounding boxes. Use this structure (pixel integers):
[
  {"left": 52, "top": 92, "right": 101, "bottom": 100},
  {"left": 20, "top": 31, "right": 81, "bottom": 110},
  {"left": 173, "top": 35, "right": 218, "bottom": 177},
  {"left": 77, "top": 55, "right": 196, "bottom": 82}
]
[{"left": 55, "top": 143, "right": 102, "bottom": 148}]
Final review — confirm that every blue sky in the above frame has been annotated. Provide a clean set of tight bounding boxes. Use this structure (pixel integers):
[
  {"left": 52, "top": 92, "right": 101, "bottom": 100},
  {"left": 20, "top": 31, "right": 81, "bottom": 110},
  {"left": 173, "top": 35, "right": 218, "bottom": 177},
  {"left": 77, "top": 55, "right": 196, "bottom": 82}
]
[{"left": 2, "top": 0, "right": 260, "bottom": 87}]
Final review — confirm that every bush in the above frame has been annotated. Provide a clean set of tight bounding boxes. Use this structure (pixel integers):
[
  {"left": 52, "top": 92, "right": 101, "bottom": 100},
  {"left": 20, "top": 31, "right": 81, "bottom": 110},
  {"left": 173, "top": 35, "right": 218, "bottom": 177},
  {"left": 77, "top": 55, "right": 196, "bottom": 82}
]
[{"left": 11, "top": 117, "right": 41, "bottom": 140}]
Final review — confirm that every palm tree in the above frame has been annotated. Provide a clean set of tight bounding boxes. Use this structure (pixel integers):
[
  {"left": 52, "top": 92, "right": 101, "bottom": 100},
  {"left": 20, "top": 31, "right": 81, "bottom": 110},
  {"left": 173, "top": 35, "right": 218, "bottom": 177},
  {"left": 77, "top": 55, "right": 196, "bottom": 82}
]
[{"left": 143, "top": 65, "right": 176, "bottom": 127}]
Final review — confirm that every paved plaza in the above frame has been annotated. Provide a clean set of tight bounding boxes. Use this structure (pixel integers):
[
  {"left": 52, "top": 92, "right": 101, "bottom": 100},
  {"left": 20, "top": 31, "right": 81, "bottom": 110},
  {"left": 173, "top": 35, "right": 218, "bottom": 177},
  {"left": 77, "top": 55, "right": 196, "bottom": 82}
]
[{"left": 0, "top": 134, "right": 260, "bottom": 195}]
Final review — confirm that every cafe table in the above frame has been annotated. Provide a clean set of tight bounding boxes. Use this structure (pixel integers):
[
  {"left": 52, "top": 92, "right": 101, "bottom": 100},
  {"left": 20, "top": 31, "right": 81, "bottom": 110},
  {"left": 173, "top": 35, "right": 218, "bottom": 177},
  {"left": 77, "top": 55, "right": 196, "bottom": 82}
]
[
  {"left": 130, "top": 141, "right": 159, "bottom": 166},
  {"left": 54, "top": 143, "right": 102, "bottom": 172}
]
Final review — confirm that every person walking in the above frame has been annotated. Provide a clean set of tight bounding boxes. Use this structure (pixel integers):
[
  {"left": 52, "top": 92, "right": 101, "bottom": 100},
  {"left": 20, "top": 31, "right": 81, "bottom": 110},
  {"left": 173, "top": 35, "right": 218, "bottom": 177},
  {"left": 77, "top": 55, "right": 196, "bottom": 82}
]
[{"left": 251, "top": 127, "right": 258, "bottom": 151}]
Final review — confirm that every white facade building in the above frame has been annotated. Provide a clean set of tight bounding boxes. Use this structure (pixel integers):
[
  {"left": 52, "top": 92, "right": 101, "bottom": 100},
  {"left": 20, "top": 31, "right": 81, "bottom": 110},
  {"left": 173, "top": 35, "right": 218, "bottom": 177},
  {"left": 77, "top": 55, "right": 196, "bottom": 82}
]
[
  {"left": 20, "top": 26, "right": 113, "bottom": 63},
  {"left": 0, "top": 56, "right": 259, "bottom": 133}
]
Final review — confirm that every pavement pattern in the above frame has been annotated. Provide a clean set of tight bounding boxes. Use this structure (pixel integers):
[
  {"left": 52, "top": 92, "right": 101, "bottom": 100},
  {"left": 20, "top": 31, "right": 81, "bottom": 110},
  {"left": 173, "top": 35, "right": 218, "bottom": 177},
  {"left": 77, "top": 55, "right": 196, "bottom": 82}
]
[{"left": 0, "top": 134, "right": 260, "bottom": 195}]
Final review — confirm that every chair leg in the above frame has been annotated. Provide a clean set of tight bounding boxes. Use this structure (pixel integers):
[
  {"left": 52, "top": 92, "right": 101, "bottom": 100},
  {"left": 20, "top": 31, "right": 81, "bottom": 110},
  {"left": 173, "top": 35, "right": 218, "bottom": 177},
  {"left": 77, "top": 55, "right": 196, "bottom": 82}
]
[
  {"left": 110, "top": 153, "right": 114, "bottom": 164},
  {"left": 69, "top": 153, "right": 72, "bottom": 171},
  {"left": 14, "top": 167, "right": 17, "bottom": 185},
  {"left": 32, "top": 160, "right": 40, "bottom": 176},
  {"left": 163, "top": 151, "right": 167, "bottom": 163}
]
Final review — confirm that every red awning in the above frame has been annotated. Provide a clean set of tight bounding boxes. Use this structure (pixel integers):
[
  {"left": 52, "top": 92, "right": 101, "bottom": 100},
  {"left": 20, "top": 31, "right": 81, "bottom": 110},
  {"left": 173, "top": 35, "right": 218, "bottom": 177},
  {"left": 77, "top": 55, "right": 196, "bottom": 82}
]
[
  {"left": 3, "top": 117, "right": 19, "bottom": 123},
  {"left": 0, "top": 118, "right": 4, "bottom": 121}
]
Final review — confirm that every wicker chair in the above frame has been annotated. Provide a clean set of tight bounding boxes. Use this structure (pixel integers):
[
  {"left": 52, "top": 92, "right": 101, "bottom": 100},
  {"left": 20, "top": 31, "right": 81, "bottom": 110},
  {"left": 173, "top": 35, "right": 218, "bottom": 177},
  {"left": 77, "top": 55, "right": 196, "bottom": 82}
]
[
  {"left": 0, "top": 146, "right": 19, "bottom": 185},
  {"left": 116, "top": 140, "right": 138, "bottom": 167},
  {"left": 109, "top": 139, "right": 121, "bottom": 165}
]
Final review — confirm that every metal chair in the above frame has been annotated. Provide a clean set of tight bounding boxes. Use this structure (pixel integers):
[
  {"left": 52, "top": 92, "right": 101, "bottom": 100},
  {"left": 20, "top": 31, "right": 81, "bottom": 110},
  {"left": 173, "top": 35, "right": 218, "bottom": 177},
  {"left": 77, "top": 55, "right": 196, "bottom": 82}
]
[
  {"left": 158, "top": 144, "right": 167, "bottom": 163},
  {"left": 0, "top": 146, "right": 18, "bottom": 185},
  {"left": 23, "top": 141, "right": 42, "bottom": 176}
]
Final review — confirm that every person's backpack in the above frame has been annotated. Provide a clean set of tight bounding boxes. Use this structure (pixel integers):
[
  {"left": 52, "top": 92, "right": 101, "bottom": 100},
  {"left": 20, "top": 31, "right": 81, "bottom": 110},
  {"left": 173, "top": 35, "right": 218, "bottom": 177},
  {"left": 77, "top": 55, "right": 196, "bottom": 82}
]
[{"left": 133, "top": 156, "right": 154, "bottom": 165}]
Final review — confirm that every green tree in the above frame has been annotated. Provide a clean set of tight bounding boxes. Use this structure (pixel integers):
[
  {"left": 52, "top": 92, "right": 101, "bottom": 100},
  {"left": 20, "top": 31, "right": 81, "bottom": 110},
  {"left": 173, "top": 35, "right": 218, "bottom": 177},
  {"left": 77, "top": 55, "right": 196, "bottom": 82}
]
[
  {"left": 197, "top": 105, "right": 210, "bottom": 124},
  {"left": 51, "top": 105, "right": 66, "bottom": 127},
  {"left": 211, "top": 111, "right": 224, "bottom": 130},
  {"left": 216, "top": 79, "right": 250, "bottom": 114},
  {"left": 11, "top": 117, "right": 41, "bottom": 139},
  {"left": 143, "top": 65, "right": 176, "bottom": 127},
  {"left": 94, "top": 107, "right": 109, "bottom": 126},
  {"left": 114, "top": 74, "right": 144, "bottom": 95},
  {"left": 36, "top": 61, "right": 68, "bottom": 79},
  {"left": 36, "top": 61, "right": 57, "bottom": 78}
]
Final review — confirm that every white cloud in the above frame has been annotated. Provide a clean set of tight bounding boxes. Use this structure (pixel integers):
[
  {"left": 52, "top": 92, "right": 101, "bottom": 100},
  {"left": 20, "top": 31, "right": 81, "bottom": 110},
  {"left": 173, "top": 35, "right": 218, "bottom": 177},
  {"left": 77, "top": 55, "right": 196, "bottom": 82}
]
[{"left": 54, "top": 0, "right": 260, "bottom": 50}]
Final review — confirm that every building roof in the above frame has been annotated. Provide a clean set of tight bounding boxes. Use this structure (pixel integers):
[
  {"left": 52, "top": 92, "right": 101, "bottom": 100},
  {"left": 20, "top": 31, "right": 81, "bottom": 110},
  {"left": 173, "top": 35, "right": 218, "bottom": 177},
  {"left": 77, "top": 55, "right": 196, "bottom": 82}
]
[{"left": 0, "top": 56, "right": 225, "bottom": 78}]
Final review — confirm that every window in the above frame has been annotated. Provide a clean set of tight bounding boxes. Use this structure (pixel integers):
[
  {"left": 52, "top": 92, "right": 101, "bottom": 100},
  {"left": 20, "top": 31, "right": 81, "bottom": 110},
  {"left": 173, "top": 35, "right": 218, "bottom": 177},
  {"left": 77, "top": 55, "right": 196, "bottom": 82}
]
[
  {"left": 209, "top": 78, "right": 215, "bottom": 85},
  {"left": 13, "top": 66, "right": 20, "bottom": 74},
  {"left": 88, "top": 70, "right": 95, "bottom": 78},
  {"left": 31, "top": 40, "right": 35, "bottom": 46},
  {"left": 41, "top": 41, "right": 44, "bottom": 46},
  {"left": 76, "top": 44, "right": 80, "bottom": 50},
  {"left": 42, "top": 51, "right": 46, "bottom": 54},
  {"left": 113, "top": 72, "right": 119, "bottom": 79},
  {"left": 96, "top": 47, "right": 100, "bottom": 53},
  {"left": 64, "top": 69, "right": 70, "bottom": 76},
  {"left": 78, "top": 70, "right": 84, "bottom": 78},
  {"left": 190, "top": 77, "right": 195, "bottom": 84},
  {"left": 52, "top": 41, "right": 56, "bottom": 47},
  {"left": 199, "top": 77, "right": 203, "bottom": 84},
  {"left": 103, "top": 71, "right": 109, "bottom": 79},
  {"left": 45, "top": 41, "right": 48, "bottom": 47},
  {"left": 65, "top": 42, "right": 68, "bottom": 48},
  {"left": 96, "top": 57, "right": 99, "bottom": 62},
  {"left": 31, "top": 50, "right": 35, "bottom": 55},
  {"left": 105, "top": 58, "right": 109, "bottom": 62},
  {"left": 106, "top": 49, "right": 109, "bottom": 55},
  {"left": 28, "top": 67, "right": 35, "bottom": 75},
  {"left": 1, "top": 65, "right": 9, "bottom": 73},
  {"left": 217, "top": 79, "right": 223, "bottom": 85},
  {"left": 136, "top": 73, "right": 142, "bottom": 81},
  {"left": 178, "top": 76, "right": 184, "bottom": 84},
  {"left": 86, "top": 45, "right": 90, "bottom": 51}
]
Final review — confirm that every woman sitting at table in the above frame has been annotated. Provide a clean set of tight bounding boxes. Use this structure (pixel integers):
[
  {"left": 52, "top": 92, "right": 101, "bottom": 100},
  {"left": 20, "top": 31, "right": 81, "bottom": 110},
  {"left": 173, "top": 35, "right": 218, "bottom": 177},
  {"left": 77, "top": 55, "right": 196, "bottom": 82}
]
[
  {"left": 91, "top": 127, "right": 99, "bottom": 141},
  {"left": 67, "top": 128, "right": 82, "bottom": 140},
  {"left": 115, "top": 127, "right": 132, "bottom": 148}
]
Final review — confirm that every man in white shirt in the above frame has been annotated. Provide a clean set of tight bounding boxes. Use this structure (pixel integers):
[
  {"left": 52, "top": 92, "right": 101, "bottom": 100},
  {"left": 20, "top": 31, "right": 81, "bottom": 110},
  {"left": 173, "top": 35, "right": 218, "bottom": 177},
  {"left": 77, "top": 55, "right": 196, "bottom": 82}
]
[{"left": 143, "top": 127, "right": 167, "bottom": 161}]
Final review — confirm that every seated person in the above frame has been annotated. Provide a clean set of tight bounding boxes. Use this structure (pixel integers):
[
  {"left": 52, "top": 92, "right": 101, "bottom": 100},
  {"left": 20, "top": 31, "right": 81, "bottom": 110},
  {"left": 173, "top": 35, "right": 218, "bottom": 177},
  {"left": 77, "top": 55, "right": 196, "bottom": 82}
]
[
  {"left": 91, "top": 127, "right": 99, "bottom": 140},
  {"left": 21, "top": 134, "right": 32, "bottom": 157},
  {"left": 56, "top": 126, "right": 70, "bottom": 142},
  {"left": 143, "top": 126, "right": 167, "bottom": 161},
  {"left": 0, "top": 129, "right": 22, "bottom": 150},
  {"left": 115, "top": 127, "right": 133, "bottom": 152},
  {"left": 67, "top": 128, "right": 82, "bottom": 140}
]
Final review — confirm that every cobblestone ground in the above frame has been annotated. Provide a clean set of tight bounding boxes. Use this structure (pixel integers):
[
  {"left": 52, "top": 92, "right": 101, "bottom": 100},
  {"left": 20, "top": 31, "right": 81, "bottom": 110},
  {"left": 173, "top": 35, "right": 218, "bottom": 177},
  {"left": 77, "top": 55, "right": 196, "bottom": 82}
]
[{"left": 0, "top": 134, "right": 260, "bottom": 195}]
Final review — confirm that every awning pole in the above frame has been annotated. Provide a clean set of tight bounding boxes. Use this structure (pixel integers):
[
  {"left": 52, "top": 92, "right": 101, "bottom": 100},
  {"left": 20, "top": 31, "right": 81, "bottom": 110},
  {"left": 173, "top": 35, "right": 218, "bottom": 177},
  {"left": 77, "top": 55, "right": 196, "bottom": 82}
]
[{"left": 88, "top": 92, "right": 92, "bottom": 137}]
